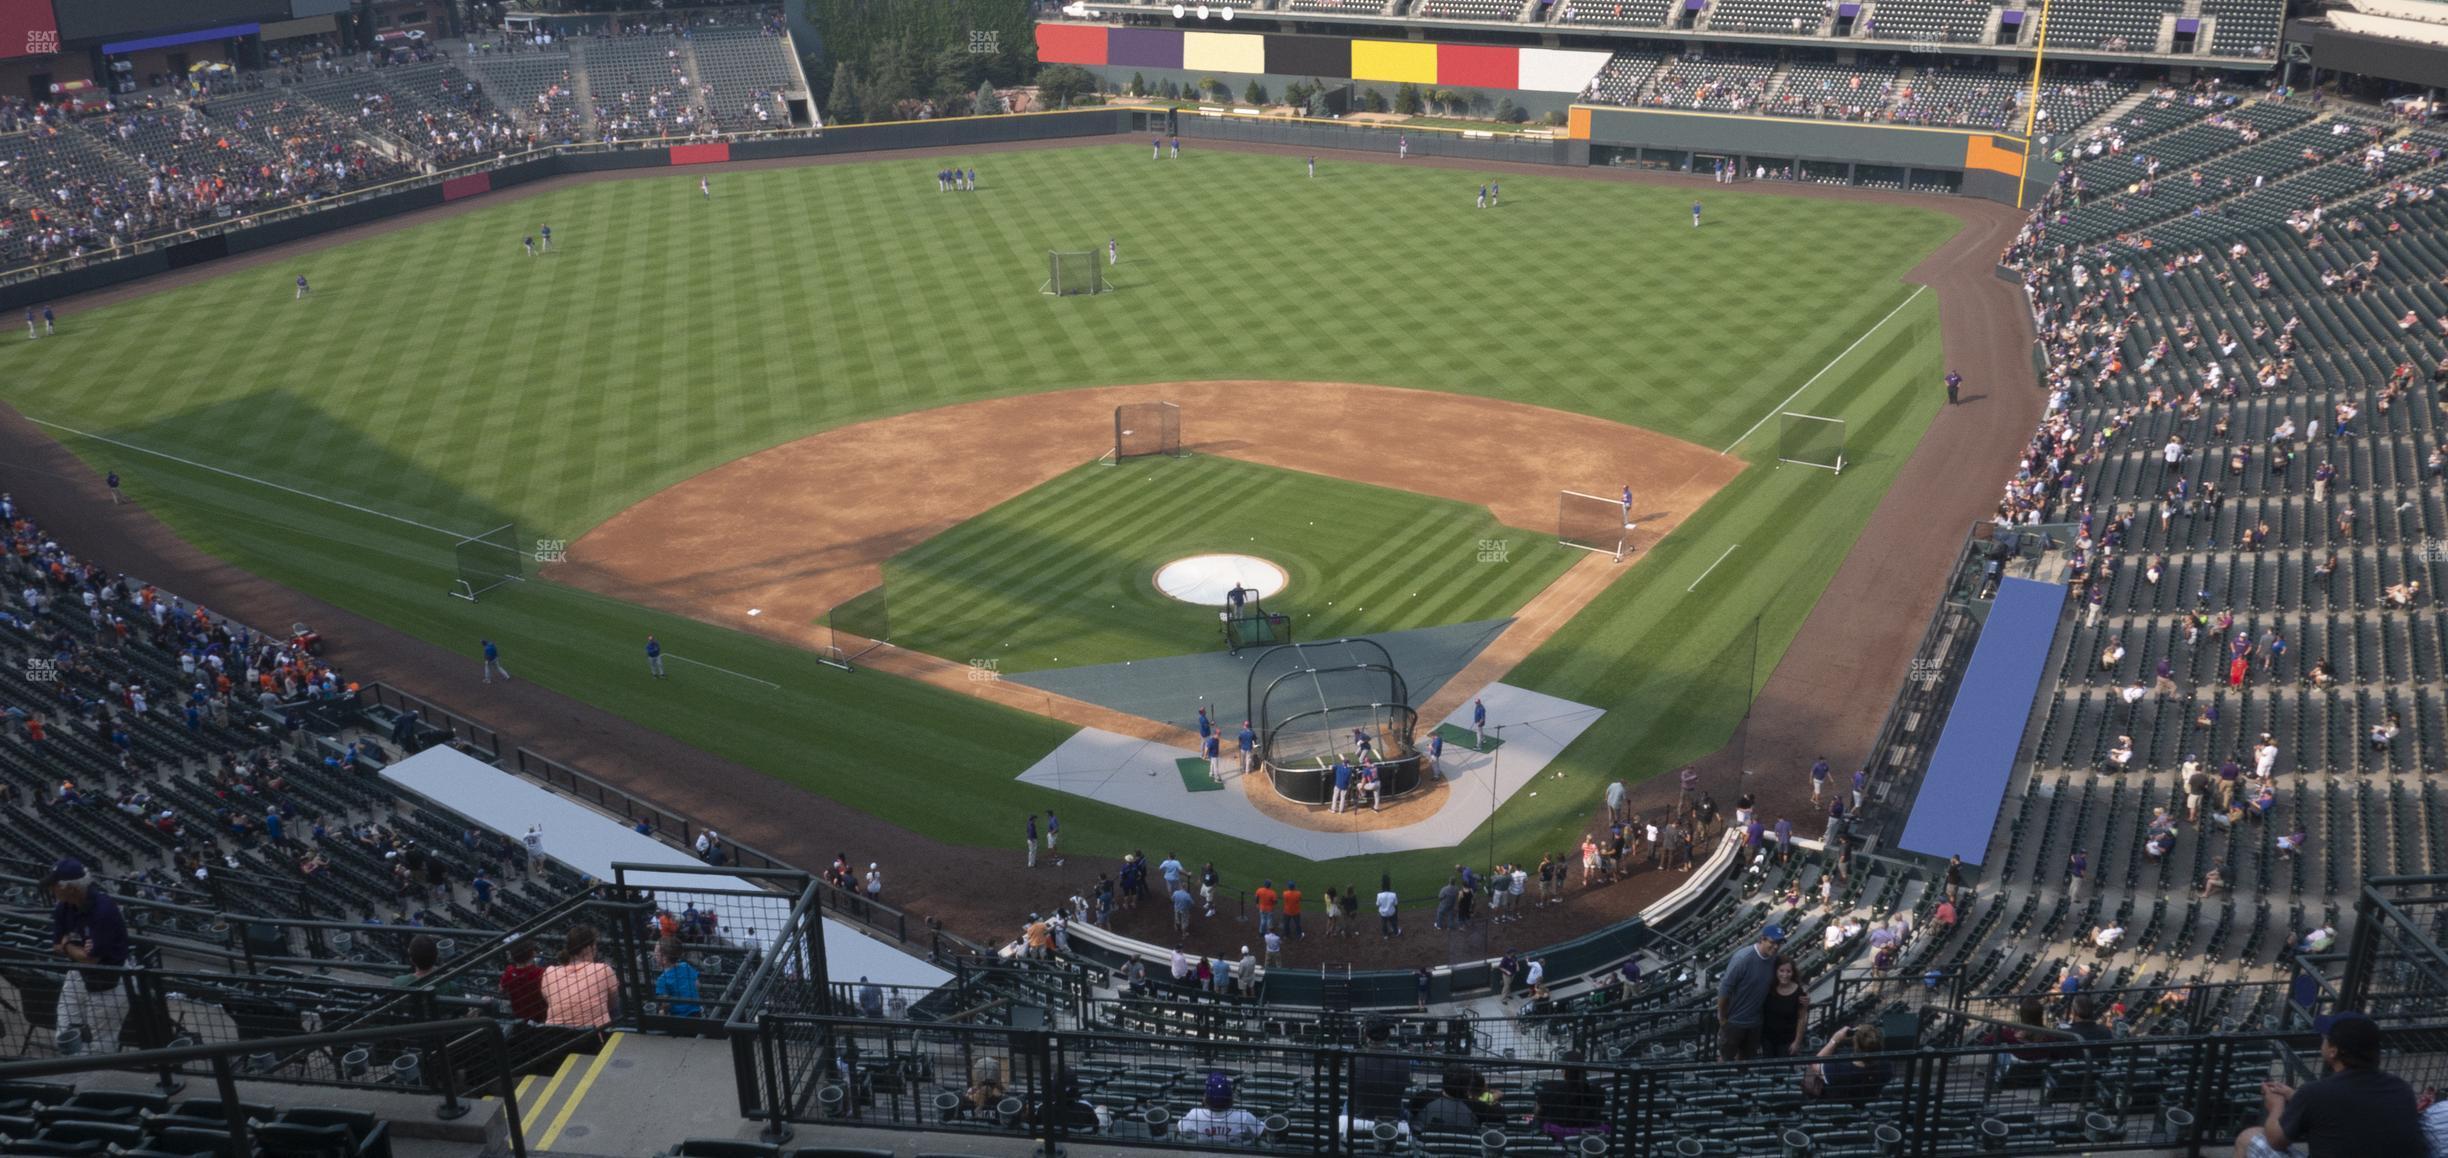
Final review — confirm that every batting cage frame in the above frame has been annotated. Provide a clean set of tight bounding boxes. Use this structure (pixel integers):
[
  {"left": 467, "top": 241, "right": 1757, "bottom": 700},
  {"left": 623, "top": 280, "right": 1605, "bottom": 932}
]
[
  {"left": 1778, "top": 411, "right": 1848, "bottom": 475},
  {"left": 1222, "top": 591, "right": 1292, "bottom": 656},
  {"left": 448, "top": 523, "right": 524, "bottom": 602},
  {"left": 1557, "top": 490, "right": 1629, "bottom": 563},
  {"left": 1246, "top": 639, "right": 1424, "bottom": 806},
  {"left": 820, "top": 585, "right": 891, "bottom": 671},
  {"left": 1041, "top": 250, "right": 1108, "bottom": 297},
  {"left": 1101, "top": 401, "right": 1182, "bottom": 465}
]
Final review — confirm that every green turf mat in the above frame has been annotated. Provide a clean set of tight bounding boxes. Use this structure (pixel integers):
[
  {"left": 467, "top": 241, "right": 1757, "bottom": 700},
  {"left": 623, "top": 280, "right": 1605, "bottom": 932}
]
[
  {"left": 1435, "top": 723, "right": 1505, "bottom": 754},
  {"left": 1176, "top": 757, "right": 1225, "bottom": 793}
]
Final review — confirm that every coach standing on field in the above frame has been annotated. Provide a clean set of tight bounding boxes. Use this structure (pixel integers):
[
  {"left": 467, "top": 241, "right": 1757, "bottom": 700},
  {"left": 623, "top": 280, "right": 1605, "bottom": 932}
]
[{"left": 48, "top": 858, "right": 130, "bottom": 1055}]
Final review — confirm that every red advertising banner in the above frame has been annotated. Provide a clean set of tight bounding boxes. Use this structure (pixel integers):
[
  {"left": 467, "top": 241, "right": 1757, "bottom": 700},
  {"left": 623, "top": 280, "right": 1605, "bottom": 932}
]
[
  {"left": 441, "top": 173, "right": 493, "bottom": 202},
  {"left": 0, "top": 0, "right": 59, "bottom": 60},
  {"left": 667, "top": 142, "right": 730, "bottom": 166}
]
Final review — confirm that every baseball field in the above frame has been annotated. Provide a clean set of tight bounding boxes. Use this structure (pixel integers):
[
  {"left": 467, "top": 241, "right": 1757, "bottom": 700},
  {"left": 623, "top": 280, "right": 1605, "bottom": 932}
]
[{"left": 0, "top": 141, "right": 1956, "bottom": 899}]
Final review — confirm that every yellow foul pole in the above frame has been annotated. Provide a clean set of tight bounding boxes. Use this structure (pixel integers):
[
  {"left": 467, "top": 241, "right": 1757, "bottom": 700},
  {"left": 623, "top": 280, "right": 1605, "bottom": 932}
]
[{"left": 2016, "top": 0, "right": 2056, "bottom": 208}]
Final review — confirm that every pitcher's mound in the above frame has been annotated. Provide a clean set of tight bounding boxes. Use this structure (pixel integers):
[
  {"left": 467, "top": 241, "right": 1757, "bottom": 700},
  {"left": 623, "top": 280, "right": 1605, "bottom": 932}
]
[{"left": 1154, "top": 553, "right": 1287, "bottom": 605}]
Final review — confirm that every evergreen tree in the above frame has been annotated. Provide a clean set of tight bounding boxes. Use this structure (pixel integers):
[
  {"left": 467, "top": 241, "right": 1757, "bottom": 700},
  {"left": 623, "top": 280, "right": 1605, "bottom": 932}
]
[
  {"left": 975, "top": 79, "right": 1003, "bottom": 116},
  {"left": 826, "top": 61, "right": 863, "bottom": 124}
]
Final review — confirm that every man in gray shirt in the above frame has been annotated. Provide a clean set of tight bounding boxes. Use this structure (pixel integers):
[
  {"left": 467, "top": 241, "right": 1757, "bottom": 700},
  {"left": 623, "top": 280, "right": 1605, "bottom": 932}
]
[{"left": 1717, "top": 925, "right": 1785, "bottom": 1060}]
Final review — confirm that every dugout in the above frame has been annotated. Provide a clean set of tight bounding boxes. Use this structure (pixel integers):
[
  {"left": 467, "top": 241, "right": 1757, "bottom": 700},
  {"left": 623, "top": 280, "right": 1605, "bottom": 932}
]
[{"left": 1246, "top": 639, "right": 1424, "bottom": 806}]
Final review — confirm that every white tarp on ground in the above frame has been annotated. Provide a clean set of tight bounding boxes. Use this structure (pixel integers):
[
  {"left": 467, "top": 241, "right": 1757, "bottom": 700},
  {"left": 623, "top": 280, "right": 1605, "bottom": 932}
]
[
  {"left": 1015, "top": 681, "right": 1603, "bottom": 859},
  {"left": 381, "top": 745, "right": 949, "bottom": 988}
]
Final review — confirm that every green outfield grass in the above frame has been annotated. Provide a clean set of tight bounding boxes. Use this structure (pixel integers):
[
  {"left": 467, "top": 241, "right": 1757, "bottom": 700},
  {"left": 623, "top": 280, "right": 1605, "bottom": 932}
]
[
  {"left": 837, "top": 456, "right": 1576, "bottom": 671},
  {"left": 0, "top": 142, "right": 1955, "bottom": 902}
]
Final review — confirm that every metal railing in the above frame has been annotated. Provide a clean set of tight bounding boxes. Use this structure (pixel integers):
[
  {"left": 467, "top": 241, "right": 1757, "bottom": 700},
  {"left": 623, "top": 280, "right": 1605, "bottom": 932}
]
[
  {"left": 364, "top": 682, "right": 501, "bottom": 761},
  {"left": 730, "top": 1009, "right": 2448, "bottom": 1157},
  {"left": 0, "top": 1017, "right": 532, "bottom": 1155}
]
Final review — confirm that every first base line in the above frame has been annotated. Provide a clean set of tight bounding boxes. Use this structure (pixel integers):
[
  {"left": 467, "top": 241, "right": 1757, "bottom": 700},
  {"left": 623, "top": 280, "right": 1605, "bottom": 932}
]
[
  {"left": 1688, "top": 544, "right": 1740, "bottom": 593},
  {"left": 666, "top": 653, "right": 782, "bottom": 689}
]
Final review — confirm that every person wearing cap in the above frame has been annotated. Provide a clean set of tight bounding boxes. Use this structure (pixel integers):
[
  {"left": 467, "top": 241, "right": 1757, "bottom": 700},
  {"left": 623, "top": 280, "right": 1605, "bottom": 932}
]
[
  {"left": 1717, "top": 925, "right": 1784, "bottom": 1060},
  {"left": 1237, "top": 720, "right": 1256, "bottom": 775},
  {"left": 2235, "top": 1012, "right": 2424, "bottom": 1157},
  {"left": 47, "top": 858, "right": 131, "bottom": 1053},
  {"left": 1180, "top": 1071, "right": 1263, "bottom": 1143}
]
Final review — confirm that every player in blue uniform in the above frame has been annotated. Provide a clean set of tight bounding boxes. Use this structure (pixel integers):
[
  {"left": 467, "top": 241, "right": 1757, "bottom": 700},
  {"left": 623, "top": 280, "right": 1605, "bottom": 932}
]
[
  {"left": 1622, "top": 484, "right": 1635, "bottom": 528},
  {"left": 1331, "top": 759, "right": 1353, "bottom": 813},
  {"left": 539, "top": 224, "right": 552, "bottom": 251},
  {"left": 1473, "top": 697, "right": 1488, "bottom": 748},
  {"left": 1306, "top": 155, "right": 1315, "bottom": 178},
  {"left": 41, "top": 306, "right": 54, "bottom": 335},
  {"left": 1490, "top": 182, "right": 1500, "bottom": 207},
  {"left": 522, "top": 235, "right": 535, "bottom": 257},
  {"left": 1476, "top": 185, "right": 1486, "bottom": 209},
  {"left": 700, "top": 178, "right": 711, "bottom": 198},
  {"left": 1109, "top": 237, "right": 1118, "bottom": 266},
  {"left": 295, "top": 275, "right": 310, "bottom": 299},
  {"left": 1691, "top": 201, "right": 1703, "bottom": 228},
  {"left": 22, "top": 307, "right": 33, "bottom": 340},
  {"left": 646, "top": 635, "right": 664, "bottom": 678}
]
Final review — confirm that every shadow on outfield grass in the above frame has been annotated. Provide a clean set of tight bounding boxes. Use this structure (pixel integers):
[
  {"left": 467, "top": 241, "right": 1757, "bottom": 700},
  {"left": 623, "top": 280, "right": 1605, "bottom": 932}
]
[{"left": 99, "top": 389, "right": 526, "bottom": 551}]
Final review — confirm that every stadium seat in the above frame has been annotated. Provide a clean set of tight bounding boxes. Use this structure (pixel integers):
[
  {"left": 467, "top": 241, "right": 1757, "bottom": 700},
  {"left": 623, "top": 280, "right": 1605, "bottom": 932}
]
[{"left": 666, "top": 1142, "right": 781, "bottom": 1158}]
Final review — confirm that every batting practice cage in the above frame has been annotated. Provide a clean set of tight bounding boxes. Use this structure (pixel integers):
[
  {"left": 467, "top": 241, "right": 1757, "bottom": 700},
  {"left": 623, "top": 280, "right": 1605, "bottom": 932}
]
[
  {"left": 1246, "top": 639, "right": 1424, "bottom": 806},
  {"left": 1778, "top": 412, "right": 1848, "bottom": 475},
  {"left": 1102, "top": 401, "right": 1182, "bottom": 464},
  {"left": 1558, "top": 490, "right": 1629, "bottom": 563},
  {"left": 448, "top": 523, "right": 524, "bottom": 602},
  {"left": 1041, "top": 250, "right": 1108, "bottom": 296}
]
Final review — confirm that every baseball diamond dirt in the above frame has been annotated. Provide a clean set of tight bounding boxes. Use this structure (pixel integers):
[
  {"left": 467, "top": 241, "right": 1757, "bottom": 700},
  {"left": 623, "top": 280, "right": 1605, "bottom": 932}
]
[
  {"left": 0, "top": 135, "right": 2039, "bottom": 970},
  {"left": 549, "top": 379, "right": 1742, "bottom": 763}
]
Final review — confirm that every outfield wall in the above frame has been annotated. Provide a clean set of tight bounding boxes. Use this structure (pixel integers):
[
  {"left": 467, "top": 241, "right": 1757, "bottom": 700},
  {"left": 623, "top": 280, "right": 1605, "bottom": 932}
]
[
  {"left": 0, "top": 112, "right": 1132, "bottom": 313},
  {"left": 0, "top": 102, "right": 2043, "bottom": 311},
  {"left": 1576, "top": 105, "right": 2056, "bottom": 202}
]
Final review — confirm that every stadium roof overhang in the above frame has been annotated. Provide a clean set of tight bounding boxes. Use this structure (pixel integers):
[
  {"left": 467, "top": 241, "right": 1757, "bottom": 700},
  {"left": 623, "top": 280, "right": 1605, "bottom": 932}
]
[{"left": 2289, "top": 16, "right": 2448, "bottom": 87}]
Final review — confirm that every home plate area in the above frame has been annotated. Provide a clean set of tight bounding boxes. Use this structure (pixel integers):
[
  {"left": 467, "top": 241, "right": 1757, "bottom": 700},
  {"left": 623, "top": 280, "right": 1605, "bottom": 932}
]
[{"left": 1013, "top": 683, "right": 1603, "bottom": 858}]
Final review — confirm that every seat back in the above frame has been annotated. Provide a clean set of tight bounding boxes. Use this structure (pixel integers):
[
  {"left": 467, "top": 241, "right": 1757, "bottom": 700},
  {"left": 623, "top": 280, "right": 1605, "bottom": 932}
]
[
  {"left": 670, "top": 1141, "right": 782, "bottom": 1158},
  {"left": 64, "top": 1090, "right": 168, "bottom": 1115},
  {"left": 34, "top": 1120, "right": 142, "bottom": 1148},
  {"left": 254, "top": 1121, "right": 355, "bottom": 1158},
  {"left": 0, "top": 1083, "right": 72, "bottom": 1113},
  {"left": 162, "top": 1100, "right": 275, "bottom": 1126},
  {"left": 145, "top": 1125, "right": 241, "bottom": 1158},
  {"left": 273, "top": 1107, "right": 377, "bottom": 1139}
]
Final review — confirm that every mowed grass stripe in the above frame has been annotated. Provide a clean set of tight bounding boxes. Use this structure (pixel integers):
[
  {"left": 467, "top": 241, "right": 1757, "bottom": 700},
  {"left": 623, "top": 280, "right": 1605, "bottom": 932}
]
[
  {"left": 4, "top": 147, "right": 1955, "bottom": 896},
  {"left": 873, "top": 457, "right": 1572, "bottom": 670}
]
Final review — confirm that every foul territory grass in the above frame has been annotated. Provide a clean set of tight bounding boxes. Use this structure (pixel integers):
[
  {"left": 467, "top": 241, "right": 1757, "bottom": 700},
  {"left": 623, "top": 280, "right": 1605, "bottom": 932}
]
[
  {"left": 835, "top": 456, "right": 1575, "bottom": 671},
  {"left": 0, "top": 143, "right": 1954, "bottom": 902}
]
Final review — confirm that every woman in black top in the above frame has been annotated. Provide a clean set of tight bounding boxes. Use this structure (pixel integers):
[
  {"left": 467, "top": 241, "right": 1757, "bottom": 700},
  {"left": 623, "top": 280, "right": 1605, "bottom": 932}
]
[{"left": 1760, "top": 957, "right": 1810, "bottom": 1058}]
